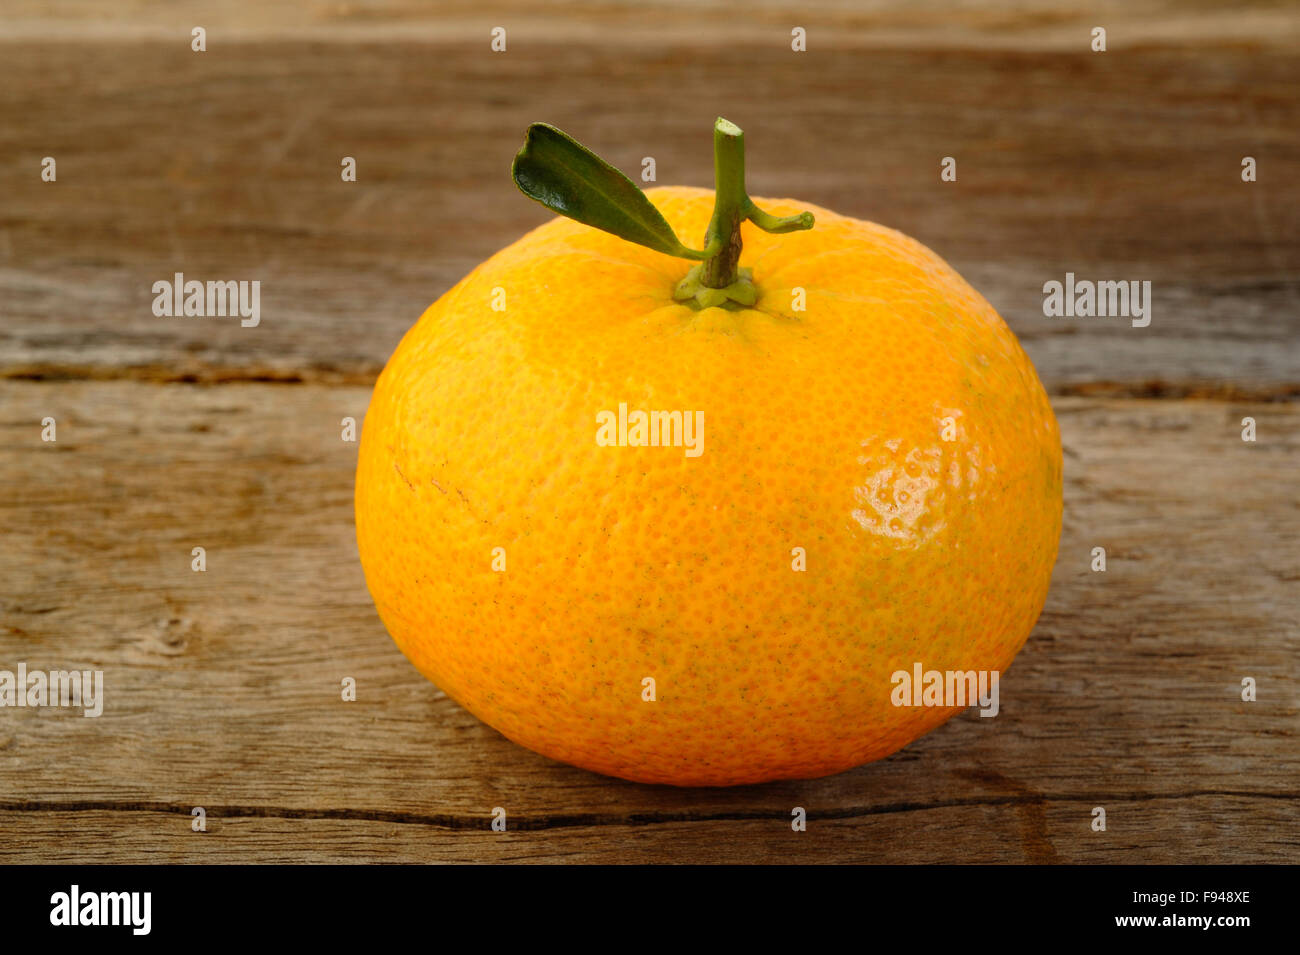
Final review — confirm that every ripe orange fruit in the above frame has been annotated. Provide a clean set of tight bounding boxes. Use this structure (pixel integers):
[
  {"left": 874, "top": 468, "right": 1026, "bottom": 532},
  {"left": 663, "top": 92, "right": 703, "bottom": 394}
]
[{"left": 356, "top": 123, "right": 1061, "bottom": 786}]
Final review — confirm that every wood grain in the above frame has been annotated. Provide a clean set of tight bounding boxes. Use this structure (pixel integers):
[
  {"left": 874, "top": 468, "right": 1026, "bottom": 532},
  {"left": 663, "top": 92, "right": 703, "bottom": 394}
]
[
  {"left": 5, "top": 0, "right": 1298, "bottom": 50},
  {"left": 1, "top": 2, "right": 1297, "bottom": 863}
]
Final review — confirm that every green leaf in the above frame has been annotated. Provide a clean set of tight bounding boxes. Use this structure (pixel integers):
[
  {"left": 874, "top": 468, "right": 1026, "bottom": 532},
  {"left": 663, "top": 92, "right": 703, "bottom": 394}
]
[{"left": 512, "top": 123, "right": 709, "bottom": 260}]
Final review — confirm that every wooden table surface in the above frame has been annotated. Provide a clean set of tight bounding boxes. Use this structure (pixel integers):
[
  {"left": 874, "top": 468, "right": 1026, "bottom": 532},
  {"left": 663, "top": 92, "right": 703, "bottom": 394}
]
[{"left": 2, "top": 2, "right": 1297, "bottom": 863}]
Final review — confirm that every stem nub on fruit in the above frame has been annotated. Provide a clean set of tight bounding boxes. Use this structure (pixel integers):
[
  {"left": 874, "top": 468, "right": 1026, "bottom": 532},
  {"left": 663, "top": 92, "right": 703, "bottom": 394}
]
[{"left": 512, "top": 118, "right": 814, "bottom": 310}]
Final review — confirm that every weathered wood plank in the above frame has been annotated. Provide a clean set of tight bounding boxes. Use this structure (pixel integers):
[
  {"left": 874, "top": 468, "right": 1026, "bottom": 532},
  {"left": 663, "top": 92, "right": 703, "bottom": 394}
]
[
  {"left": 1, "top": 41, "right": 1296, "bottom": 393},
  {"left": 2, "top": 795, "right": 1297, "bottom": 864},
  {"left": 4, "top": 0, "right": 1298, "bottom": 50},
  {"left": 1, "top": 382, "right": 1295, "bottom": 862}
]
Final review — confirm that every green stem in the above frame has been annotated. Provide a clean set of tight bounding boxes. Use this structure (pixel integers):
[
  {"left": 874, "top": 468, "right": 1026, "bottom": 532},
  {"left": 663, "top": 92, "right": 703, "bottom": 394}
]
[
  {"left": 675, "top": 118, "right": 816, "bottom": 307},
  {"left": 700, "top": 119, "right": 749, "bottom": 289}
]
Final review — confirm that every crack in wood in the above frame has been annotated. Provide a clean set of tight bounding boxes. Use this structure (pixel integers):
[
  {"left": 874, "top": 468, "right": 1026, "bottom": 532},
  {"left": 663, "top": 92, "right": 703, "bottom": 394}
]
[
  {"left": 1055, "top": 380, "right": 1300, "bottom": 402},
  {"left": 1, "top": 364, "right": 380, "bottom": 386},
  {"left": 1, "top": 790, "right": 1294, "bottom": 831}
]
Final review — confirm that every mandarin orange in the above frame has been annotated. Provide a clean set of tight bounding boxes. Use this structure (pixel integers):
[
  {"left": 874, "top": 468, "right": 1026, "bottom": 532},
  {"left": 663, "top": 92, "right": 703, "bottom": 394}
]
[{"left": 355, "top": 124, "right": 1061, "bottom": 786}]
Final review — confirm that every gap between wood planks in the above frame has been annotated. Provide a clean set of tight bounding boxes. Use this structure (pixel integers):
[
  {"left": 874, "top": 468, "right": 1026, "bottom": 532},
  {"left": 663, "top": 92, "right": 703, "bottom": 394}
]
[
  {"left": 1, "top": 791, "right": 1295, "bottom": 831},
  {"left": 4, "top": 365, "right": 1299, "bottom": 403}
]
